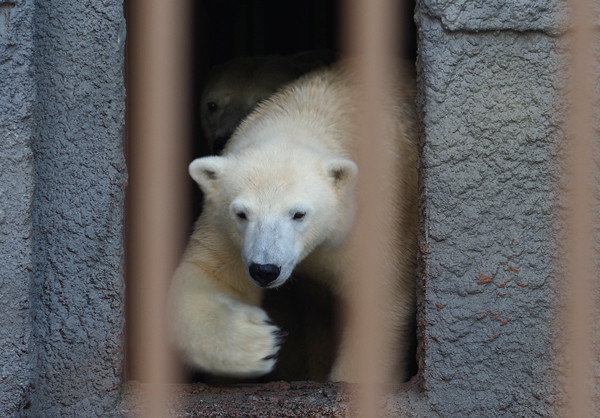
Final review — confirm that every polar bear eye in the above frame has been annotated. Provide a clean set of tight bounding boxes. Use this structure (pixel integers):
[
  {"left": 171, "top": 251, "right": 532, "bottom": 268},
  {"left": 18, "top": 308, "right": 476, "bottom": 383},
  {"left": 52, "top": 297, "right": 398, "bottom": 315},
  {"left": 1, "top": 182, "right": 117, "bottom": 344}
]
[
  {"left": 292, "top": 211, "right": 306, "bottom": 221},
  {"left": 231, "top": 201, "right": 251, "bottom": 224},
  {"left": 207, "top": 102, "right": 218, "bottom": 112}
]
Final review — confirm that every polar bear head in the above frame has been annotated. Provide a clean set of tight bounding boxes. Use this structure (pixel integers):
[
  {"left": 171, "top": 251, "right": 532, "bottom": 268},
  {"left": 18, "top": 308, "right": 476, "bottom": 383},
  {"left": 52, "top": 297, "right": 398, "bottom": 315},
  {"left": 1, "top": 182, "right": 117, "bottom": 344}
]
[{"left": 189, "top": 148, "right": 358, "bottom": 288}]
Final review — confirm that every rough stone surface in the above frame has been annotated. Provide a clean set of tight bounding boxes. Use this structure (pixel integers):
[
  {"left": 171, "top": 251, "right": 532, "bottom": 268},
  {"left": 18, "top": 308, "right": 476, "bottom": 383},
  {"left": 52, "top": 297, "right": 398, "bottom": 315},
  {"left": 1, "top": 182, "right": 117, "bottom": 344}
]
[
  {"left": 24, "top": 1, "right": 127, "bottom": 416},
  {"left": 415, "top": 4, "right": 565, "bottom": 417},
  {"left": 120, "top": 380, "right": 430, "bottom": 417},
  {"left": 420, "top": 0, "right": 569, "bottom": 34},
  {"left": 0, "top": 1, "right": 35, "bottom": 415}
]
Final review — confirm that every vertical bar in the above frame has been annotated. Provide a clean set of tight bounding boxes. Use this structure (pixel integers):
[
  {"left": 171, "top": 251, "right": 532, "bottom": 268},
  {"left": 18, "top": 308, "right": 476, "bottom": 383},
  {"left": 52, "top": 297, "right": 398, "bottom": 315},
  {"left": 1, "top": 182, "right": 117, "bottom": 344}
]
[
  {"left": 563, "top": 0, "right": 597, "bottom": 416},
  {"left": 342, "top": 0, "right": 403, "bottom": 415},
  {"left": 127, "top": 0, "right": 190, "bottom": 416}
]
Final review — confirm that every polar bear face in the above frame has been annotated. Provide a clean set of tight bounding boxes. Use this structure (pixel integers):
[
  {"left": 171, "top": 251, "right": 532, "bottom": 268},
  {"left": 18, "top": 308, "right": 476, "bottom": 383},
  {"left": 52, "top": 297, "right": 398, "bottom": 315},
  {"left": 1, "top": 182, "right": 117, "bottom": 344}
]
[{"left": 189, "top": 151, "right": 357, "bottom": 288}]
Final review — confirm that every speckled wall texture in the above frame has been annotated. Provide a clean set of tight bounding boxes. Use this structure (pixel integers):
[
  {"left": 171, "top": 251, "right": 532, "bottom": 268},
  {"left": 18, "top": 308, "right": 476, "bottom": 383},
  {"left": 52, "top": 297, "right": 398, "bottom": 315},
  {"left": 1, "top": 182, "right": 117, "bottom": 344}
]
[
  {"left": 0, "top": 1, "right": 127, "bottom": 416},
  {"left": 0, "top": 1, "right": 35, "bottom": 415},
  {"left": 416, "top": 0, "right": 576, "bottom": 416}
]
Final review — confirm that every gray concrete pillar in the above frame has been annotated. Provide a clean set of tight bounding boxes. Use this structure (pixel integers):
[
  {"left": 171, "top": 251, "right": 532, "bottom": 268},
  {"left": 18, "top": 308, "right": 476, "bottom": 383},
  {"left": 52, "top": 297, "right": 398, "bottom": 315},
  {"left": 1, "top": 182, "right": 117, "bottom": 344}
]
[
  {"left": 0, "top": 1, "right": 35, "bottom": 415},
  {"left": 0, "top": 1, "right": 127, "bottom": 416},
  {"left": 416, "top": 1, "right": 572, "bottom": 415}
]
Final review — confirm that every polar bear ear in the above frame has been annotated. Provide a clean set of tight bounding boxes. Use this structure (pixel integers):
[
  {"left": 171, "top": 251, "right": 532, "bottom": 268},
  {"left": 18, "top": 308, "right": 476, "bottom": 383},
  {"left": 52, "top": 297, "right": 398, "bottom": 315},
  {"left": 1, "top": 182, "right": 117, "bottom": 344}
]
[
  {"left": 189, "top": 156, "right": 226, "bottom": 195},
  {"left": 325, "top": 158, "right": 358, "bottom": 190}
]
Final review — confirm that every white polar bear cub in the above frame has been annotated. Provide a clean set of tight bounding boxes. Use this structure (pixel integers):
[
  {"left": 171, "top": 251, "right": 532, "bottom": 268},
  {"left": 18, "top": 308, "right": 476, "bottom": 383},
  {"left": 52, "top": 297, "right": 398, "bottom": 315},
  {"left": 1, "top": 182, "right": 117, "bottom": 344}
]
[{"left": 170, "top": 63, "right": 418, "bottom": 381}]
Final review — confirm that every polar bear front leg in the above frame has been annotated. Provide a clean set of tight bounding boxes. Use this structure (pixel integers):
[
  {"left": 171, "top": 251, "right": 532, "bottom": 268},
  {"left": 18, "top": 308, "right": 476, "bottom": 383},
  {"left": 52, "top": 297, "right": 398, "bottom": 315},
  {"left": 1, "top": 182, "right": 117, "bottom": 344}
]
[
  {"left": 170, "top": 264, "right": 285, "bottom": 378},
  {"left": 328, "top": 327, "right": 357, "bottom": 382}
]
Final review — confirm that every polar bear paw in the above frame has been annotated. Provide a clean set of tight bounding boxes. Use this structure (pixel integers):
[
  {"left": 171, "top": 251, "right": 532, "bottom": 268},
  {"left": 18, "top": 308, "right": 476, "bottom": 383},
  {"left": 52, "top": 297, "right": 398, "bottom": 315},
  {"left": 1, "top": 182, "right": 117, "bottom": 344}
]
[
  {"left": 183, "top": 295, "right": 287, "bottom": 378},
  {"left": 220, "top": 298, "right": 287, "bottom": 376}
]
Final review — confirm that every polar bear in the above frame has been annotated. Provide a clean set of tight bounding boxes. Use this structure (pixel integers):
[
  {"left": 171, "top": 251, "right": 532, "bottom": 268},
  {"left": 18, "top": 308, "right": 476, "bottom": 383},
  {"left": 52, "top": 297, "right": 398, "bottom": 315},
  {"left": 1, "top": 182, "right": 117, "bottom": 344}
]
[
  {"left": 170, "top": 63, "right": 418, "bottom": 381},
  {"left": 200, "top": 51, "right": 335, "bottom": 154}
]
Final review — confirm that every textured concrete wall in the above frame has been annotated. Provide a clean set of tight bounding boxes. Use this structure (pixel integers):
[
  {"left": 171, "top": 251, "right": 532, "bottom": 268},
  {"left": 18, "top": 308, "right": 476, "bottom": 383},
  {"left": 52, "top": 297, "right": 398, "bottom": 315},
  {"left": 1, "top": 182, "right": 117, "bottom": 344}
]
[
  {"left": 418, "top": 0, "right": 568, "bottom": 33},
  {"left": 27, "top": 1, "right": 127, "bottom": 416},
  {"left": 0, "top": 1, "right": 127, "bottom": 416},
  {"left": 0, "top": 1, "right": 35, "bottom": 415},
  {"left": 416, "top": 1, "right": 569, "bottom": 416}
]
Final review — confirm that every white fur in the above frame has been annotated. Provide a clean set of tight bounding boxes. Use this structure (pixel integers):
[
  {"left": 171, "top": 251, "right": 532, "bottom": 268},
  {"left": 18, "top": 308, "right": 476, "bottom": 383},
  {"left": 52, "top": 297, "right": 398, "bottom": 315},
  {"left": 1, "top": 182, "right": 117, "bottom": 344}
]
[
  {"left": 171, "top": 263, "right": 279, "bottom": 377},
  {"left": 170, "top": 63, "right": 418, "bottom": 381}
]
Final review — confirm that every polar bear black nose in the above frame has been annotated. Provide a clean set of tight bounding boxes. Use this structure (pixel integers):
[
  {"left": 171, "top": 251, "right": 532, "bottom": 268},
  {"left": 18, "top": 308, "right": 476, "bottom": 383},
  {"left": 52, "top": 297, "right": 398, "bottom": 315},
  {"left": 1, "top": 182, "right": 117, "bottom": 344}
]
[{"left": 249, "top": 263, "right": 281, "bottom": 286}]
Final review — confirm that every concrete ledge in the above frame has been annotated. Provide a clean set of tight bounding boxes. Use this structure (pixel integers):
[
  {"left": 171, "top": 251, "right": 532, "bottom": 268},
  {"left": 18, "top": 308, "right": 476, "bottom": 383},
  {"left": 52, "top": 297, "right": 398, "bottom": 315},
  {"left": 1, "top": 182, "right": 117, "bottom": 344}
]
[{"left": 120, "top": 380, "right": 429, "bottom": 417}]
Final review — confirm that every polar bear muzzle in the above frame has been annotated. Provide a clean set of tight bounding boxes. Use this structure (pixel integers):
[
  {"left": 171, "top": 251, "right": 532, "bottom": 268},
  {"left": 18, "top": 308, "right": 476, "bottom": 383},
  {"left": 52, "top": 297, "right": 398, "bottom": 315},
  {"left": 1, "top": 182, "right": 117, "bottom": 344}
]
[
  {"left": 248, "top": 263, "right": 281, "bottom": 287},
  {"left": 241, "top": 218, "right": 299, "bottom": 289}
]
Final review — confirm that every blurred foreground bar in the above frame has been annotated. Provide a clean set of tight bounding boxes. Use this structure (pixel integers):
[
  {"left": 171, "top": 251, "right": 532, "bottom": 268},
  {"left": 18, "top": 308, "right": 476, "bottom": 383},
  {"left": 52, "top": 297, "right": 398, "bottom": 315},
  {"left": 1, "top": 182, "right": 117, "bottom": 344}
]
[{"left": 127, "top": 0, "right": 190, "bottom": 416}]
